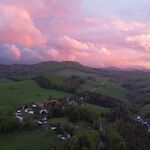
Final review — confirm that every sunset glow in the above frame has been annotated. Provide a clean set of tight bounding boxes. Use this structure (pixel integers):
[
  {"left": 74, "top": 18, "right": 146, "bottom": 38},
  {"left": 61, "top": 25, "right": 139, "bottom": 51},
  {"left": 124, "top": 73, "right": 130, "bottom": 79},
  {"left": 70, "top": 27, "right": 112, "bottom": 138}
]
[{"left": 0, "top": 0, "right": 150, "bottom": 69}]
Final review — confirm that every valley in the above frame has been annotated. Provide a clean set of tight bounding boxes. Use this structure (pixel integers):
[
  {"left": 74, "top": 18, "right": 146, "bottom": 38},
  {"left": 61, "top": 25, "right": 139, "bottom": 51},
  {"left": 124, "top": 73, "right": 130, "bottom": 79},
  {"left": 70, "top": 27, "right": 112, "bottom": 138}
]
[{"left": 0, "top": 61, "right": 149, "bottom": 150}]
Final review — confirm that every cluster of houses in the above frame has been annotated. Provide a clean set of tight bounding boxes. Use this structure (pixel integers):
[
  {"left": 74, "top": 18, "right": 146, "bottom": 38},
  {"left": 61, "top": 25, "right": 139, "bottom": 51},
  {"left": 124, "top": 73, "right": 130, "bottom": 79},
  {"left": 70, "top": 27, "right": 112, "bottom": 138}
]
[
  {"left": 136, "top": 115, "right": 150, "bottom": 133},
  {"left": 15, "top": 102, "right": 49, "bottom": 125},
  {"left": 63, "top": 96, "right": 84, "bottom": 105},
  {"left": 15, "top": 97, "right": 84, "bottom": 123},
  {"left": 50, "top": 122, "right": 71, "bottom": 140},
  {"left": 14, "top": 97, "right": 84, "bottom": 140}
]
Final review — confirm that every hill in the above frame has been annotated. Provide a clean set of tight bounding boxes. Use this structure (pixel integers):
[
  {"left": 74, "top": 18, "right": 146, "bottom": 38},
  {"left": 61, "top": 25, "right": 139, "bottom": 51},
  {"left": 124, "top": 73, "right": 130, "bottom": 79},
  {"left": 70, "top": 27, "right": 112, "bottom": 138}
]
[
  {"left": 0, "top": 61, "right": 98, "bottom": 78},
  {"left": 0, "top": 61, "right": 150, "bottom": 116}
]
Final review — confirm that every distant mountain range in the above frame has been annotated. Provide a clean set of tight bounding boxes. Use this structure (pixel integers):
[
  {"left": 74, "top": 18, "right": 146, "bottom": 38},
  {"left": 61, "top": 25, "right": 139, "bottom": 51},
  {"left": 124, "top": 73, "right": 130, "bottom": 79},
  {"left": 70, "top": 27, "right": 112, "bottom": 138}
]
[{"left": 0, "top": 61, "right": 149, "bottom": 77}]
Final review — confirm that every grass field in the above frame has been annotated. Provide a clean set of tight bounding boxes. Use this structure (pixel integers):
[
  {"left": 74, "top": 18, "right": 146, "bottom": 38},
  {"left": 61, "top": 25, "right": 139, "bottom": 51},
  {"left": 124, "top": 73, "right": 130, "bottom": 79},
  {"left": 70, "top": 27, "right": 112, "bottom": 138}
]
[
  {"left": 0, "top": 78, "right": 14, "bottom": 83},
  {"left": 0, "top": 80, "right": 72, "bottom": 110},
  {"left": 139, "top": 104, "right": 150, "bottom": 116},
  {"left": 81, "top": 77, "right": 129, "bottom": 101},
  {"left": 0, "top": 130, "right": 63, "bottom": 150},
  {"left": 0, "top": 117, "right": 88, "bottom": 150}
]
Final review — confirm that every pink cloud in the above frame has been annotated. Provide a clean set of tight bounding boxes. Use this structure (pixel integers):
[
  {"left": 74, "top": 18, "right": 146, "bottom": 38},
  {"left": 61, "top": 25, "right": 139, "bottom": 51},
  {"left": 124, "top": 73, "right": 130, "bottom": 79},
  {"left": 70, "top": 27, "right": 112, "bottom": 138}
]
[
  {"left": 38, "top": 16, "right": 145, "bottom": 44},
  {"left": 48, "top": 36, "right": 122, "bottom": 66},
  {"left": 56, "top": 36, "right": 92, "bottom": 50},
  {"left": 0, "top": 1, "right": 149, "bottom": 69},
  {"left": 46, "top": 36, "right": 150, "bottom": 69},
  {"left": 111, "top": 19, "right": 144, "bottom": 32},
  {"left": 0, "top": 4, "right": 46, "bottom": 46},
  {"left": 21, "top": 48, "right": 43, "bottom": 62},
  {"left": 127, "top": 34, "right": 150, "bottom": 51},
  {"left": 0, "top": 0, "right": 82, "bottom": 17},
  {"left": 2, "top": 44, "right": 21, "bottom": 60},
  {"left": 85, "top": 17, "right": 144, "bottom": 32},
  {"left": 7, "top": 45, "right": 21, "bottom": 60}
]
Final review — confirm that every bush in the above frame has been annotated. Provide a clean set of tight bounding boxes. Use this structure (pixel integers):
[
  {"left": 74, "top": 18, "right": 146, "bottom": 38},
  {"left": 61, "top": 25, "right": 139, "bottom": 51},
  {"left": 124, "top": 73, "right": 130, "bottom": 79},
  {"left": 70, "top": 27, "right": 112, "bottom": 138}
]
[
  {"left": 66, "top": 106, "right": 100, "bottom": 124},
  {"left": 64, "top": 129, "right": 99, "bottom": 150},
  {"left": 0, "top": 115, "right": 19, "bottom": 133}
]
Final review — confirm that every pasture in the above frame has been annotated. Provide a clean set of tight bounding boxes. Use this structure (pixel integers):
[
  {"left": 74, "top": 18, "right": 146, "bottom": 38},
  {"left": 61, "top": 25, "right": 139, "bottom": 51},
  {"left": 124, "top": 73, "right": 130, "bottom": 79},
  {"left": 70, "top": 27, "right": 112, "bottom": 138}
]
[
  {"left": 0, "top": 130, "right": 62, "bottom": 150},
  {"left": 0, "top": 80, "right": 72, "bottom": 110},
  {"left": 81, "top": 77, "right": 129, "bottom": 101}
]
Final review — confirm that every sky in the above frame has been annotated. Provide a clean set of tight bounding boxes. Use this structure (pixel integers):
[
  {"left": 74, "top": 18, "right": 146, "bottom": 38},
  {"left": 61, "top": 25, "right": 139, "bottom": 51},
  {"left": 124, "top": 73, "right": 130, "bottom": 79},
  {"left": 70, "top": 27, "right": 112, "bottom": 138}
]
[{"left": 0, "top": 0, "right": 150, "bottom": 69}]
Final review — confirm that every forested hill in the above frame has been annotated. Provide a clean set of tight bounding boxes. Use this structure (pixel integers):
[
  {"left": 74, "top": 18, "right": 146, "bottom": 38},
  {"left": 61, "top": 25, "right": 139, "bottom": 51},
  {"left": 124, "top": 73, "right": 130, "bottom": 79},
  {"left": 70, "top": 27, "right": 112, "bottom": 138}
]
[{"left": 0, "top": 61, "right": 99, "bottom": 77}]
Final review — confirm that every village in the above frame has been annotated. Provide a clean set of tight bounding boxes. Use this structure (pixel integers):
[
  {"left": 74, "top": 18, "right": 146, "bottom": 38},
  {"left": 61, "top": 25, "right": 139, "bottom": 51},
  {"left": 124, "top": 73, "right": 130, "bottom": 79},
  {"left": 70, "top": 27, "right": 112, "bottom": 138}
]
[
  {"left": 135, "top": 115, "right": 150, "bottom": 133},
  {"left": 15, "top": 96, "right": 84, "bottom": 141},
  {"left": 15, "top": 95, "right": 150, "bottom": 143}
]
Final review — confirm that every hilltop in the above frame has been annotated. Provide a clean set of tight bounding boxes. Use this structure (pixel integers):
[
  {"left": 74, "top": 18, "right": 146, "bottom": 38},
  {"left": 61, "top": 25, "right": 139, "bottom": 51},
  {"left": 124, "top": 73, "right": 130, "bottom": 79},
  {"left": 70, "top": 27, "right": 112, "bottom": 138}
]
[{"left": 0, "top": 61, "right": 99, "bottom": 77}]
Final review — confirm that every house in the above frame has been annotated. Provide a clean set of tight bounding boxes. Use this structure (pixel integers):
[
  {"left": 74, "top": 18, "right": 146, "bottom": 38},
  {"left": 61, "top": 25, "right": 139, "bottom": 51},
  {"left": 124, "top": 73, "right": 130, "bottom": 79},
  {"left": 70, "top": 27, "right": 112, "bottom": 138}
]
[
  {"left": 137, "top": 116, "right": 141, "bottom": 120},
  {"left": 37, "top": 120, "right": 46, "bottom": 125},
  {"left": 51, "top": 126, "right": 57, "bottom": 130},
  {"left": 43, "top": 117, "right": 47, "bottom": 121},
  {"left": 37, "top": 120, "right": 43, "bottom": 125},
  {"left": 80, "top": 97, "right": 84, "bottom": 100},
  {"left": 16, "top": 116, "right": 23, "bottom": 122},
  {"left": 57, "top": 132, "right": 71, "bottom": 140},
  {"left": 40, "top": 108, "right": 48, "bottom": 114},
  {"left": 42, "top": 117, "right": 47, "bottom": 124},
  {"left": 28, "top": 110, "right": 34, "bottom": 114},
  {"left": 68, "top": 100, "right": 78, "bottom": 105},
  {"left": 24, "top": 108, "right": 29, "bottom": 113},
  {"left": 17, "top": 110, "right": 21, "bottom": 113},
  {"left": 16, "top": 111, "right": 21, "bottom": 116},
  {"left": 50, "top": 99, "right": 59, "bottom": 104},
  {"left": 15, "top": 109, "right": 23, "bottom": 122},
  {"left": 32, "top": 104, "right": 37, "bottom": 108},
  {"left": 36, "top": 116, "right": 48, "bottom": 125},
  {"left": 136, "top": 115, "right": 150, "bottom": 133},
  {"left": 50, "top": 122, "right": 61, "bottom": 130}
]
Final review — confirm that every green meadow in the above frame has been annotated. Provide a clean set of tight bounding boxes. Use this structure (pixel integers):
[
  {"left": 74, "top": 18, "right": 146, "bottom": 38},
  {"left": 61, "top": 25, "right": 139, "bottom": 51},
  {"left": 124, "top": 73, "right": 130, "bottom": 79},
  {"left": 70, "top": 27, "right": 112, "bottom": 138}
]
[
  {"left": 139, "top": 104, "right": 150, "bottom": 116},
  {"left": 0, "top": 130, "right": 63, "bottom": 150},
  {"left": 0, "top": 80, "right": 72, "bottom": 110},
  {"left": 80, "top": 77, "right": 129, "bottom": 101}
]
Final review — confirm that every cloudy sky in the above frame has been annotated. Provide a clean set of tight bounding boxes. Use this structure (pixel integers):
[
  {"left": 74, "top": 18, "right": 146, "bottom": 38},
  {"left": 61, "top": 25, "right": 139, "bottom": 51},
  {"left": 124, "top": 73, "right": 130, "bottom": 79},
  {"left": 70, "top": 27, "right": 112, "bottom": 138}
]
[{"left": 0, "top": 0, "right": 150, "bottom": 68}]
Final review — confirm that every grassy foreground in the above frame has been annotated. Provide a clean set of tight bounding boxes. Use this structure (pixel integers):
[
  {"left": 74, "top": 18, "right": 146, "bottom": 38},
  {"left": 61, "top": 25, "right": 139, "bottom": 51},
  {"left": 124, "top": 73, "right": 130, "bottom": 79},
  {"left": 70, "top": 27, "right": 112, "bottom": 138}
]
[{"left": 0, "top": 130, "right": 63, "bottom": 150}]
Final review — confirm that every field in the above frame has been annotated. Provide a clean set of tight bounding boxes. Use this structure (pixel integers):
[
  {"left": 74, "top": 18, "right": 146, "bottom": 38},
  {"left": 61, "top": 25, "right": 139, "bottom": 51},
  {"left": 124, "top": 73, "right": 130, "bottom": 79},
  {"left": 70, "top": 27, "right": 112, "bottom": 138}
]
[
  {"left": 0, "top": 78, "right": 14, "bottom": 83},
  {"left": 0, "top": 80, "right": 72, "bottom": 110},
  {"left": 0, "top": 130, "right": 63, "bottom": 150},
  {"left": 139, "top": 104, "right": 150, "bottom": 116},
  {"left": 46, "top": 75, "right": 129, "bottom": 101},
  {"left": 80, "top": 77, "right": 129, "bottom": 101}
]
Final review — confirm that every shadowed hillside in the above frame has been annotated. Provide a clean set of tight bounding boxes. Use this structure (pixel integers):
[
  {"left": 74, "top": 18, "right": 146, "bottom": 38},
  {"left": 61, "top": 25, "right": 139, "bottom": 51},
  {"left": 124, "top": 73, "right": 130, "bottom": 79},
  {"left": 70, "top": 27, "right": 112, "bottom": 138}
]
[{"left": 0, "top": 61, "right": 99, "bottom": 77}]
